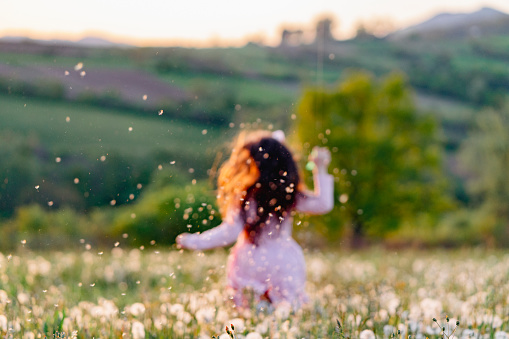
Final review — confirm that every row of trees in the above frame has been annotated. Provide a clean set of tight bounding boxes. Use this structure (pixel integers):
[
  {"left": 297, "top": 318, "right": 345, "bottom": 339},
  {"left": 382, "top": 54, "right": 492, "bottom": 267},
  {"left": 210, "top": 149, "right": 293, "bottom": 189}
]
[
  {"left": 2, "top": 72, "right": 509, "bottom": 248},
  {"left": 296, "top": 72, "right": 509, "bottom": 246}
]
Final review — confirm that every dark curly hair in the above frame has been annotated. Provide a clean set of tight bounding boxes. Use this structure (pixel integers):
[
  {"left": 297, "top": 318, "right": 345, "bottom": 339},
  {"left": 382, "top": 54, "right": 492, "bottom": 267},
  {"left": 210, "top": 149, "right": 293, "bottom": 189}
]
[{"left": 217, "top": 131, "right": 300, "bottom": 245}]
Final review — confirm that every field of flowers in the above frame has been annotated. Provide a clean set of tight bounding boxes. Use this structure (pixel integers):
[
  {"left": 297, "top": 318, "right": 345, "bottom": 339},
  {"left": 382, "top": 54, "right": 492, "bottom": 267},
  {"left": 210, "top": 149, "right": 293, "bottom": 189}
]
[{"left": 0, "top": 246, "right": 507, "bottom": 339}]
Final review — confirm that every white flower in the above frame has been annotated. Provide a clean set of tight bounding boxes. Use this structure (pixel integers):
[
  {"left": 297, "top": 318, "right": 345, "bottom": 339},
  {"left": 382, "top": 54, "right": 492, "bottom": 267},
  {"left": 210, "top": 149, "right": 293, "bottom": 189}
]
[
  {"left": 359, "top": 329, "right": 376, "bottom": 339},
  {"left": 169, "top": 303, "right": 184, "bottom": 315},
  {"left": 129, "top": 303, "right": 146, "bottom": 316},
  {"left": 17, "top": 293, "right": 30, "bottom": 305},
  {"left": 131, "top": 321, "right": 145, "bottom": 339},
  {"left": 153, "top": 315, "right": 168, "bottom": 331},
  {"left": 383, "top": 325, "right": 394, "bottom": 337},
  {"left": 492, "top": 315, "right": 503, "bottom": 329},
  {"left": 0, "top": 314, "right": 7, "bottom": 332},
  {"left": 419, "top": 298, "right": 442, "bottom": 319},
  {"left": 461, "top": 328, "right": 476, "bottom": 338},
  {"left": 0, "top": 290, "right": 8, "bottom": 304},
  {"left": 255, "top": 319, "right": 270, "bottom": 334},
  {"left": 495, "top": 331, "right": 509, "bottom": 339},
  {"left": 246, "top": 332, "right": 263, "bottom": 339},
  {"left": 397, "top": 323, "right": 406, "bottom": 336},
  {"left": 179, "top": 311, "right": 192, "bottom": 324},
  {"left": 195, "top": 306, "right": 215, "bottom": 324},
  {"left": 275, "top": 302, "right": 292, "bottom": 320},
  {"left": 226, "top": 318, "right": 245, "bottom": 333}
]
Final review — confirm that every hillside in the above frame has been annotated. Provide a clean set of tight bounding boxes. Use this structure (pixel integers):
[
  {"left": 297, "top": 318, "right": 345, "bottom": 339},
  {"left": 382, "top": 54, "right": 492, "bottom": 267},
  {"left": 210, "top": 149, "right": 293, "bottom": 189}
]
[
  {"left": 388, "top": 7, "right": 509, "bottom": 40},
  {"left": 1, "top": 7, "right": 509, "bottom": 217}
]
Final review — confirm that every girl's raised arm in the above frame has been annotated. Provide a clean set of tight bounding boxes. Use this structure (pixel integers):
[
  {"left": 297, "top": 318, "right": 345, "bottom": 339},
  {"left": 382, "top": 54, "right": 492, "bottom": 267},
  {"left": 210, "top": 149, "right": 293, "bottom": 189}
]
[
  {"left": 176, "top": 210, "right": 244, "bottom": 251},
  {"left": 295, "top": 147, "right": 334, "bottom": 214}
]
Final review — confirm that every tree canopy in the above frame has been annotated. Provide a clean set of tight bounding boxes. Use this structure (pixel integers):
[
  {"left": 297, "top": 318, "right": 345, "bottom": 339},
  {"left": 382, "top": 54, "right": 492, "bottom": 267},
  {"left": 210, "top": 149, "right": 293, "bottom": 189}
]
[{"left": 296, "top": 72, "right": 451, "bottom": 241}]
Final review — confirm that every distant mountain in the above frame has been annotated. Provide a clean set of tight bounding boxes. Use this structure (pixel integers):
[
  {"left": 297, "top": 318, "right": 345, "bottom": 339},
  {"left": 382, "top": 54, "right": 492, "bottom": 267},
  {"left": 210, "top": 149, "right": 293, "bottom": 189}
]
[
  {"left": 76, "top": 37, "right": 131, "bottom": 48},
  {"left": 389, "top": 7, "right": 509, "bottom": 40},
  {"left": 0, "top": 35, "right": 131, "bottom": 48}
]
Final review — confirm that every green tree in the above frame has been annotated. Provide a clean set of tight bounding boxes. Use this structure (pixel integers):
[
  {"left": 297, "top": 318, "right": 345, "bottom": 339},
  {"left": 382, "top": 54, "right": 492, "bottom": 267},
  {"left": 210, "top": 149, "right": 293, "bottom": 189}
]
[
  {"left": 459, "top": 104, "right": 509, "bottom": 245},
  {"left": 296, "top": 72, "right": 450, "bottom": 242}
]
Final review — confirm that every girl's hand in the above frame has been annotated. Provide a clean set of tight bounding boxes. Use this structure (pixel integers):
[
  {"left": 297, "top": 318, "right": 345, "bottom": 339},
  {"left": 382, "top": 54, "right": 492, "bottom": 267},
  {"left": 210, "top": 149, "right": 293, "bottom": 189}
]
[
  {"left": 309, "top": 147, "right": 331, "bottom": 171},
  {"left": 176, "top": 233, "right": 196, "bottom": 249}
]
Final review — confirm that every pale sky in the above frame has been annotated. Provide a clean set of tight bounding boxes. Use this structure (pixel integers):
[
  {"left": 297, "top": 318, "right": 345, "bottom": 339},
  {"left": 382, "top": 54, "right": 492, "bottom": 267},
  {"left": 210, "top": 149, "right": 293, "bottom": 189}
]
[{"left": 2, "top": 0, "right": 509, "bottom": 47}]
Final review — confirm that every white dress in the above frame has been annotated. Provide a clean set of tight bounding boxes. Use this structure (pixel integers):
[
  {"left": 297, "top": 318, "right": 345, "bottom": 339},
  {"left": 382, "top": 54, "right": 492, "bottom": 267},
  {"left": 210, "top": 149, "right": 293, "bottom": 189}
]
[{"left": 178, "top": 172, "right": 334, "bottom": 307}]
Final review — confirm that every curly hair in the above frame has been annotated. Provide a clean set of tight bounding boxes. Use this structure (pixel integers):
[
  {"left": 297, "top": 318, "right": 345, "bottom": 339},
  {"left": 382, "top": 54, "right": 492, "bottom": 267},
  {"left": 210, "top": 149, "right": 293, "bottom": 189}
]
[{"left": 217, "top": 131, "right": 300, "bottom": 244}]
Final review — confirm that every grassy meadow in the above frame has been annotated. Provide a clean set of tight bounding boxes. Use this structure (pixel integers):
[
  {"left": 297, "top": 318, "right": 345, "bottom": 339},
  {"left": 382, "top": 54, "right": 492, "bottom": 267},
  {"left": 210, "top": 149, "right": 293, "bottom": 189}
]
[
  {"left": 3, "top": 21, "right": 509, "bottom": 339},
  {"left": 0, "top": 94, "right": 229, "bottom": 160},
  {"left": 0, "top": 248, "right": 507, "bottom": 338}
]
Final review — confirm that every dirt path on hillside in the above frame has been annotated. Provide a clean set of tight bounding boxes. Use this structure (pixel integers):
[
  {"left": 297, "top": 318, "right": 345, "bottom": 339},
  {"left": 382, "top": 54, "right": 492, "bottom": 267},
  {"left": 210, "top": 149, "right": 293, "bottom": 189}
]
[{"left": 0, "top": 63, "right": 190, "bottom": 106}]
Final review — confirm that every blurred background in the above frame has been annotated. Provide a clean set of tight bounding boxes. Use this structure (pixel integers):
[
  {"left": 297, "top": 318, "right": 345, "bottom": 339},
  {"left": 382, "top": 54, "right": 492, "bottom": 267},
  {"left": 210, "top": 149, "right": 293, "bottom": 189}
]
[{"left": 1, "top": 0, "right": 509, "bottom": 250}]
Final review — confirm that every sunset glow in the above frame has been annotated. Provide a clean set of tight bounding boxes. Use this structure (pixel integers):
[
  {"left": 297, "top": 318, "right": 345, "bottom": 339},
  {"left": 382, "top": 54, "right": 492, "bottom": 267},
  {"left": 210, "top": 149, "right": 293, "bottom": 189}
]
[{"left": 2, "top": 0, "right": 509, "bottom": 47}]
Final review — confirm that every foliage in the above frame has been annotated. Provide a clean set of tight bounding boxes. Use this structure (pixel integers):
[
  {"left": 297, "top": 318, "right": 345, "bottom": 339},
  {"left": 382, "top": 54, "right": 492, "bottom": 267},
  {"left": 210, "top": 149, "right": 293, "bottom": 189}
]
[
  {"left": 296, "top": 72, "right": 452, "bottom": 240},
  {"left": 458, "top": 104, "right": 509, "bottom": 245},
  {"left": 0, "top": 131, "right": 43, "bottom": 217},
  {"left": 111, "top": 183, "right": 221, "bottom": 246}
]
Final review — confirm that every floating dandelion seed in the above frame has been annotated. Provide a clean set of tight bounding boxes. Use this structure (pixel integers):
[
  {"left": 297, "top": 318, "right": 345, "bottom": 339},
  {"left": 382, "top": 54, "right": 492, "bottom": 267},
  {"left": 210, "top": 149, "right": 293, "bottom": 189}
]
[
  {"left": 137, "top": 183, "right": 142, "bottom": 189},
  {"left": 64, "top": 70, "right": 69, "bottom": 76},
  {"left": 35, "top": 185, "right": 39, "bottom": 190},
  {"left": 90, "top": 283, "right": 95, "bottom": 287},
  {"left": 339, "top": 194, "right": 349, "bottom": 203},
  {"left": 229, "top": 122, "right": 235, "bottom": 128},
  {"left": 73, "top": 178, "right": 79, "bottom": 184},
  {"left": 158, "top": 109, "right": 164, "bottom": 115},
  {"left": 158, "top": 164, "right": 163, "bottom": 170},
  {"left": 66, "top": 116, "right": 70, "bottom": 122},
  {"left": 21, "top": 240, "right": 26, "bottom": 245},
  {"left": 142, "top": 94, "right": 147, "bottom": 101},
  {"left": 110, "top": 200, "right": 116, "bottom": 206},
  {"left": 80, "top": 71, "right": 86, "bottom": 77},
  {"left": 100, "top": 155, "right": 106, "bottom": 162},
  {"left": 47, "top": 201, "right": 54, "bottom": 207},
  {"left": 128, "top": 127, "right": 133, "bottom": 132},
  {"left": 170, "top": 161, "right": 175, "bottom": 164},
  {"left": 74, "top": 62, "right": 83, "bottom": 71},
  {"left": 129, "top": 194, "right": 135, "bottom": 200},
  {"left": 202, "top": 129, "right": 207, "bottom": 135},
  {"left": 55, "top": 157, "right": 61, "bottom": 163}
]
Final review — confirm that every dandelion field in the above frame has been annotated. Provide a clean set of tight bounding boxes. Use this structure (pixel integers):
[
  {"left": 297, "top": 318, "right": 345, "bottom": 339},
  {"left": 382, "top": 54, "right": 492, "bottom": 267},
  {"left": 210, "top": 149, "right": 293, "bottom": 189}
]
[{"left": 0, "top": 247, "right": 508, "bottom": 339}]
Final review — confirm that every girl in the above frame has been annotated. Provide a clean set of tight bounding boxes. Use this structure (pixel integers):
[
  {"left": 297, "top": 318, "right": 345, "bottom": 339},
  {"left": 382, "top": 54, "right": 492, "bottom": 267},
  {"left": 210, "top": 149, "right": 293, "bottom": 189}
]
[{"left": 176, "top": 130, "right": 333, "bottom": 309}]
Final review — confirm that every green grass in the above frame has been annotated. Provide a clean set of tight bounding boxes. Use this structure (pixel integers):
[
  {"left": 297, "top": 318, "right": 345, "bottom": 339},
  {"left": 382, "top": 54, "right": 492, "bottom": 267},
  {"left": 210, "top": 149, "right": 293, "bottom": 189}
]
[
  {"left": 0, "top": 49, "right": 137, "bottom": 69},
  {"left": 157, "top": 71, "right": 298, "bottom": 106},
  {"left": 0, "top": 94, "right": 231, "bottom": 159},
  {"left": 0, "top": 248, "right": 507, "bottom": 338}
]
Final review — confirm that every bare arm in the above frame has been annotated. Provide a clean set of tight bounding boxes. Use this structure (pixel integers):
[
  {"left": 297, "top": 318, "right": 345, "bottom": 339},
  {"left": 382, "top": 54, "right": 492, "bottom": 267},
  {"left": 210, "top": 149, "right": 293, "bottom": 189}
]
[
  {"left": 176, "top": 211, "right": 244, "bottom": 251},
  {"left": 295, "top": 147, "right": 334, "bottom": 214}
]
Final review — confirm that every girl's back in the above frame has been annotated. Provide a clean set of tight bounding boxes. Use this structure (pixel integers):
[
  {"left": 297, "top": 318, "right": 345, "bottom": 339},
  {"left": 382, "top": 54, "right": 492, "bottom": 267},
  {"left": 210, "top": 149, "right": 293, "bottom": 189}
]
[{"left": 177, "top": 131, "right": 333, "bottom": 309}]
